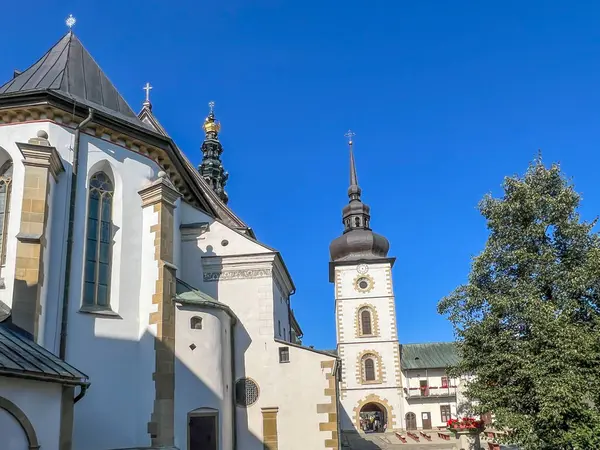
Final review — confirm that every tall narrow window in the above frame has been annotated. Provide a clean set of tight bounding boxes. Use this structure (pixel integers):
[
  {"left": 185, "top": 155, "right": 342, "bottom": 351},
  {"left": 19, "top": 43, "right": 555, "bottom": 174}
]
[
  {"left": 360, "top": 309, "right": 372, "bottom": 335},
  {"left": 364, "top": 358, "right": 375, "bottom": 381},
  {"left": 83, "top": 172, "right": 114, "bottom": 309},
  {"left": 441, "top": 376, "right": 449, "bottom": 389},
  {"left": 440, "top": 405, "right": 451, "bottom": 423},
  {"left": 0, "top": 162, "right": 12, "bottom": 266}
]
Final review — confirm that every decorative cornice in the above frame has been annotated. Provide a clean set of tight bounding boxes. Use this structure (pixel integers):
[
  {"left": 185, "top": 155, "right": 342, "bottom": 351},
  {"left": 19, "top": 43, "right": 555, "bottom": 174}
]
[
  {"left": 138, "top": 175, "right": 181, "bottom": 208},
  {"left": 202, "top": 252, "right": 295, "bottom": 294},
  {"left": 16, "top": 141, "right": 65, "bottom": 181},
  {"left": 203, "top": 268, "right": 272, "bottom": 282}
]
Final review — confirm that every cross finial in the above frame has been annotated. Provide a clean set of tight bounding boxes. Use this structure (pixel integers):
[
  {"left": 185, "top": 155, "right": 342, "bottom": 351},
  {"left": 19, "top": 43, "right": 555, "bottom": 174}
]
[
  {"left": 66, "top": 14, "right": 76, "bottom": 29},
  {"left": 143, "top": 82, "right": 153, "bottom": 103},
  {"left": 208, "top": 101, "right": 215, "bottom": 114},
  {"left": 344, "top": 129, "right": 356, "bottom": 145}
]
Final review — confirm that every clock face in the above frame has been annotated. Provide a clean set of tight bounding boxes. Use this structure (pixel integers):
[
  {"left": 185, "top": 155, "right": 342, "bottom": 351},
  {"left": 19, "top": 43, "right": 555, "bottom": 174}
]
[{"left": 357, "top": 264, "right": 369, "bottom": 275}]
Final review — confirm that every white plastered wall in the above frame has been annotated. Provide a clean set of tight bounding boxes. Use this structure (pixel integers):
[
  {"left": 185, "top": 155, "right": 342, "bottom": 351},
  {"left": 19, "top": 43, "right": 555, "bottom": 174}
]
[
  {"left": 175, "top": 306, "right": 233, "bottom": 450},
  {"left": 334, "top": 261, "right": 404, "bottom": 431},
  {"left": 0, "top": 377, "right": 63, "bottom": 450}
]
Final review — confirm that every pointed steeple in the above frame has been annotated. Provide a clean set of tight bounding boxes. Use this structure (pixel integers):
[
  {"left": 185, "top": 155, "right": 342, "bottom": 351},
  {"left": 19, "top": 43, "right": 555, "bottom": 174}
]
[
  {"left": 329, "top": 131, "right": 389, "bottom": 262},
  {"left": 342, "top": 130, "right": 371, "bottom": 233},
  {"left": 198, "top": 102, "right": 229, "bottom": 204}
]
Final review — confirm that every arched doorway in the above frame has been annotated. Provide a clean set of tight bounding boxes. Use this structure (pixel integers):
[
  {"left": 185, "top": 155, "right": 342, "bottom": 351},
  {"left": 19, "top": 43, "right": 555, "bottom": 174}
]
[
  {"left": 405, "top": 412, "right": 417, "bottom": 430},
  {"left": 359, "top": 402, "right": 386, "bottom": 433}
]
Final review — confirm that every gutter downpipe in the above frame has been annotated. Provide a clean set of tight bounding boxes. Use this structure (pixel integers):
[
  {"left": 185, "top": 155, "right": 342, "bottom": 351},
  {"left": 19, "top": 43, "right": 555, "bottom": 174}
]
[
  {"left": 59, "top": 108, "right": 94, "bottom": 360},
  {"left": 231, "top": 318, "right": 237, "bottom": 450},
  {"left": 74, "top": 382, "right": 90, "bottom": 403}
]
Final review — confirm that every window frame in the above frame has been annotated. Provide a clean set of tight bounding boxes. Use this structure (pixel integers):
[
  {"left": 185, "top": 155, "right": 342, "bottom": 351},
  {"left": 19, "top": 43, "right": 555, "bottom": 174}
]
[
  {"left": 81, "top": 171, "right": 115, "bottom": 312},
  {"left": 441, "top": 376, "right": 449, "bottom": 389},
  {"left": 363, "top": 358, "right": 376, "bottom": 381},
  {"left": 191, "top": 316, "right": 203, "bottom": 330},
  {"left": 440, "top": 405, "right": 451, "bottom": 423},
  {"left": 0, "top": 161, "right": 13, "bottom": 268},
  {"left": 360, "top": 309, "right": 372, "bottom": 335},
  {"left": 278, "top": 346, "right": 290, "bottom": 363}
]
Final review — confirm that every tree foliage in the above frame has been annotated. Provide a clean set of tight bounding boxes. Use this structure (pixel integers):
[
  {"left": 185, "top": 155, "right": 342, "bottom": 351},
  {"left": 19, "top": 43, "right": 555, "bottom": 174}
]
[{"left": 438, "top": 159, "right": 600, "bottom": 449}]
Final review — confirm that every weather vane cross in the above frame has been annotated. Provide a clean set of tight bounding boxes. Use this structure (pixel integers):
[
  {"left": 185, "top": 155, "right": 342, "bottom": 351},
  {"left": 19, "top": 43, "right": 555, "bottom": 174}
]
[
  {"left": 344, "top": 129, "right": 356, "bottom": 145},
  {"left": 208, "top": 101, "right": 215, "bottom": 114},
  {"left": 66, "top": 14, "right": 76, "bottom": 29},
  {"left": 143, "top": 82, "right": 153, "bottom": 103}
]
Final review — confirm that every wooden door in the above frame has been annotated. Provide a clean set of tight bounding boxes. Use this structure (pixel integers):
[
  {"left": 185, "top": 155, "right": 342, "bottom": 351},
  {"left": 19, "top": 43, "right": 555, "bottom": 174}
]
[
  {"left": 405, "top": 412, "right": 417, "bottom": 430},
  {"left": 189, "top": 415, "right": 217, "bottom": 450},
  {"left": 422, "top": 412, "right": 432, "bottom": 430}
]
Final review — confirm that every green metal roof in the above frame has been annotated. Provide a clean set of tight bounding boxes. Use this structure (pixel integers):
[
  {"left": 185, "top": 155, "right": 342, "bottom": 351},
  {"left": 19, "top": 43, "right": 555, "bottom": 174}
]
[
  {"left": 400, "top": 342, "right": 459, "bottom": 370},
  {"left": 174, "top": 279, "right": 238, "bottom": 323}
]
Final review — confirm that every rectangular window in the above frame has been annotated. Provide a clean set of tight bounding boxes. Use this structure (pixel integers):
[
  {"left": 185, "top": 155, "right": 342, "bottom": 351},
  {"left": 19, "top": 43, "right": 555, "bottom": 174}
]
[
  {"left": 420, "top": 379, "right": 429, "bottom": 396},
  {"left": 440, "top": 405, "right": 451, "bottom": 423},
  {"left": 278, "top": 320, "right": 281, "bottom": 336},
  {"left": 283, "top": 327, "right": 286, "bottom": 341},
  {"left": 279, "top": 347, "right": 290, "bottom": 363},
  {"left": 441, "top": 376, "right": 449, "bottom": 388}
]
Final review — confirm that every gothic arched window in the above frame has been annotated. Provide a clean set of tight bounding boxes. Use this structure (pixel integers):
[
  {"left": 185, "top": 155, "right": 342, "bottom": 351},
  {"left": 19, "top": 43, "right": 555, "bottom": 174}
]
[
  {"left": 364, "top": 358, "right": 375, "bottom": 381},
  {"left": 360, "top": 309, "right": 372, "bottom": 335},
  {"left": 83, "top": 172, "right": 114, "bottom": 309},
  {"left": 0, "top": 162, "right": 12, "bottom": 266}
]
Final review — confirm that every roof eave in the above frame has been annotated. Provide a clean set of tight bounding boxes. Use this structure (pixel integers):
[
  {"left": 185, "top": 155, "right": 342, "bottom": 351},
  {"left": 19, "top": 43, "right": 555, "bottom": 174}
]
[{"left": 0, "top": 369, "right": 89, "bottom": 386}]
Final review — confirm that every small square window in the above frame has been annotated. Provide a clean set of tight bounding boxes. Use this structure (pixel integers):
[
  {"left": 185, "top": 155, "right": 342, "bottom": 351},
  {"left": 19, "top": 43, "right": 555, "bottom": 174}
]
[{"left": 279, "top": 347, "right": 290, "bottom": 363}]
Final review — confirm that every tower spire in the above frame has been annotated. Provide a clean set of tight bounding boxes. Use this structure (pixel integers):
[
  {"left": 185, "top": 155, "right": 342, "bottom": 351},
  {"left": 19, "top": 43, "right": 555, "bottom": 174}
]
[
  {"left": 328, "top": 130, "right": 390, "bottom": 262},
  {"left": 345, "top": 129, "right": 361, "bottom": 201},
  {"left": 198, "top": 101, "right": 229, "bottom": 204}
]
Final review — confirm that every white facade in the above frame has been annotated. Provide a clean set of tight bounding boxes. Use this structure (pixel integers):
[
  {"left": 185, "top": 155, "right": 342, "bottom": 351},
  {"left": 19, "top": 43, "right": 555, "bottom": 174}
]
[
  {"left": 0, "top": 378, "right": 62, "bottom": 450},
  {"left": 333, "top": 257, "right": 460, "bottom": 433},
  {"left": 0, "top": 113, "right": 339, "bottom": 450}
]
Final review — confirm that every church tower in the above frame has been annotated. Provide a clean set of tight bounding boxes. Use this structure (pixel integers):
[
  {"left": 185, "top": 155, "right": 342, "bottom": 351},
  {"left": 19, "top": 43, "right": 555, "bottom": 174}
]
[
  {"left": 329, "top": 132, "right": 403, "bottom": 432},
  {"left": 198, "top": 102, "right": 229, "bottom": 204}
]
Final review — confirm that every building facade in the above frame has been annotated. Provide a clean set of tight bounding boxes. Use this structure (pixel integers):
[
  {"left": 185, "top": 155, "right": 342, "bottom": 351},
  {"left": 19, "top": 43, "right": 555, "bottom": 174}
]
[
  {"left": 0, "top": 30, "right": 339, "bottom": 450},
  {"left": 329, "top": 137, "right": 460, "bottom": 435},
  {"left": 0, "top": 26, "right": 461, "bottom": 450}
]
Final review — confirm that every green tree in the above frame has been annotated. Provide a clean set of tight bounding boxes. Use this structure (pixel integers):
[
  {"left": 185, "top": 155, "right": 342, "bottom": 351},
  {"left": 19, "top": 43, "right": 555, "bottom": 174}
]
[{"left": 438, "top": 159, "right": 600, "bottom": 449}]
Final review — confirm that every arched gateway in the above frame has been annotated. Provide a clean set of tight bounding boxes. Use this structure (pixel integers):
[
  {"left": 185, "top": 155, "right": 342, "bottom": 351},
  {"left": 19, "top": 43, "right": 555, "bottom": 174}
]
[{"left": 359, "top": 402, "right": 387, "bottom": 433}]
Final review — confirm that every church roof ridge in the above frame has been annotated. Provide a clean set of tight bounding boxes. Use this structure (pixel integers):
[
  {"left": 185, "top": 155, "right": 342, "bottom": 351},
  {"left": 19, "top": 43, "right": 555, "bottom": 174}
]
[{"left": 0, "top": 32, "right": 146, "bottom": 129}]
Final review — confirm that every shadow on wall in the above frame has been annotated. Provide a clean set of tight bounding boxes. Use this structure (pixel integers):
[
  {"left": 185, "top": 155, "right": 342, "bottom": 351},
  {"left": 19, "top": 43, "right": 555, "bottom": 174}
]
[{"left": 67, "top": 319, "right": 260, "bottom": 450}]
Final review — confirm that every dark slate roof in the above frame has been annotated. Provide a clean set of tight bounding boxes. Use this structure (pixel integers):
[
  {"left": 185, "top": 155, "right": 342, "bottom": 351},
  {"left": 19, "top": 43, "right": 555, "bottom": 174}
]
[
  {"left": 400, "top": 342, "right": 459, "bottom": 370},
  {"left": 0, "top": 32, "right": 145, "bottom": 128},
  {"left": 0, "top": 323, "right": 89, "bottom": 385}
]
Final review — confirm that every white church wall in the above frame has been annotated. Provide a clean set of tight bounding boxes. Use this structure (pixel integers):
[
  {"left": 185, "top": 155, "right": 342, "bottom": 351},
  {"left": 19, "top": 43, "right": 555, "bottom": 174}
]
[
  {"left": 267, "top": 345, "right": 337, "bottom": 450},
  {"left": 0, "top": 377, "right": 62, "bottom": 450},
  {"left": 0, "top": 121, "right": 71, "bottom": 312},
  {"left": 67, "top": 132, "right": 161, "bottom": 450},
  {"left": 179, "top": 201, "right": 270, "bottom": 259},
  {"left": 272, "top": 283, "right": 290, "bottom": 341},
  {"left": 43, "top": 122, "right": 73, "bottom": 352},
  {"left": 175, "top": 306, "right": 233, "bottom": 450}
]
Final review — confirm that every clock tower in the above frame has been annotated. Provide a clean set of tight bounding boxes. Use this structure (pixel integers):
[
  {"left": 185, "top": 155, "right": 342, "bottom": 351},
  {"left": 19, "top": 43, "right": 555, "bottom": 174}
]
[{"left": 329, "top": 133, "right": 403, "bottom": 432}]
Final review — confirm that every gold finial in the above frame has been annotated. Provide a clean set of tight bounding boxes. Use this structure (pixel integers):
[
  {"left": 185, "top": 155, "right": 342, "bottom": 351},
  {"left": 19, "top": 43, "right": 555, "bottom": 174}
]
[
  {"left": 345, "top": 129, "right": 355, "bottom": 146},
  {"left": 202, "top": 101, "right": 221, "bottom": 135}
]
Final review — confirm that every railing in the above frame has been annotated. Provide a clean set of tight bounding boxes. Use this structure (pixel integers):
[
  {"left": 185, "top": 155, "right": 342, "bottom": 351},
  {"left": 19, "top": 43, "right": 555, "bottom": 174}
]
[{"left": 404, "top": 386, "right": 457, "bottom": 398}]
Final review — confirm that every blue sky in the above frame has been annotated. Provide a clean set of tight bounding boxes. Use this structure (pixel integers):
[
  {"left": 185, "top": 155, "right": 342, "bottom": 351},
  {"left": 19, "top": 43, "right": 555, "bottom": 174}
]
[{"left": 3, "top": 1, "right": 600, "bottom": 349}]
